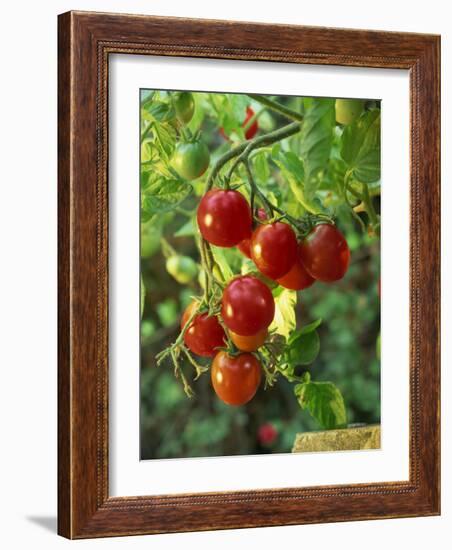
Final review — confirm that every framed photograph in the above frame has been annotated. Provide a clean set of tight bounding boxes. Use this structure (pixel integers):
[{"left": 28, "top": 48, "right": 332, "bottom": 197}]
[{"left": 58, "top": 11, "right": 440, "bottom": 539}]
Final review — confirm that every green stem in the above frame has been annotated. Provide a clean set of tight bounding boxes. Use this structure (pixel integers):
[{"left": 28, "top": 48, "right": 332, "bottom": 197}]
[
  {"left": 361, "top": 182, "right": 379, "bottom": 226},
  {"left": 206, "top": 121, "right": 302, "bottom": 192},
  {"left": 248, "top": 94, "right": 304, "bottom": 122}
]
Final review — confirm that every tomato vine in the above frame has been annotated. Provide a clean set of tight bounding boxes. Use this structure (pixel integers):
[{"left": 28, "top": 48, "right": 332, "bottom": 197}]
[{"left": 141, "top": 90, "right": 381, "bottom": 430}]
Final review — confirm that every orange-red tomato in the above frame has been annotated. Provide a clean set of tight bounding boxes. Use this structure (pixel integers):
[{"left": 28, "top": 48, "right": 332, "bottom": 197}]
[
  {"left": 250, "top": 222, "right": 298, "bottom": 279},
  {"left": 221, "top": 275, "right": 275, "bottom": 336},
  {"left": 211, "top": 351, "right": 261, "bottom": 406},
  {"left": 300, "top": 224, "right": 350, "bottom": 282},
  {"left": 277, "top": 244, "right": 315, "bottom": 290},
  {"left": 230, "top": 328, "right": 268, "bottom": 352},
  {"left": 181, "top": 302, "right": 226, "bottom": 357}
]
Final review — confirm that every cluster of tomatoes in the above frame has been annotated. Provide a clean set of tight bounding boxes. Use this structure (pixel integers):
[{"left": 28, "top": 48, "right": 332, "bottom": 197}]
[{"left": 180, "top": 188, "right": 350, "bottom": 407}]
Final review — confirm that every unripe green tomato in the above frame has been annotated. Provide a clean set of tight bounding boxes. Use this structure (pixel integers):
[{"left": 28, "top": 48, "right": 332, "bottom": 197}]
[
  {"left": 173, "top": 92, "right": 195, "bottom": 124},
  {"left": 166, "top": 255, "right": 198, "bottom": 284},
  {"left": 335, "top": 99, "right": 365, "bottom": 125},
  {"left": 171, "top": 141, "right": 210, "bottom": 181}
]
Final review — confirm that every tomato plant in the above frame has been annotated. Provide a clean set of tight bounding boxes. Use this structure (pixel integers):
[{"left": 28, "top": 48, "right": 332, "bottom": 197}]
[
  {"left": 143, "top": 89, "right": 380, "bottom": 434},
  {"left": 211, "top": 351, "right": 262, "bottom": 406}
]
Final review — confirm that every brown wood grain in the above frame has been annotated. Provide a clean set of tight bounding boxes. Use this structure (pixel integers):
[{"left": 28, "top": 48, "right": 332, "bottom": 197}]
[{"left": 57, "top": 10, "right": 440, "bottom": 539}]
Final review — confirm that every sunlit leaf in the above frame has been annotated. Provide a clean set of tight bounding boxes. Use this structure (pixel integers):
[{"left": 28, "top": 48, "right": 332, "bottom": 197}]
[{"left": 295, "top": 381, "right": 347, "bottom": 429}]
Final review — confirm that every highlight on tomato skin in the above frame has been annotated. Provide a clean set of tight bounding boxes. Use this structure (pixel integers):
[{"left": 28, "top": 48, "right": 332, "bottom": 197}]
[
  {"left": 221, "top": 275, "right": 275, "bottom": 336},
  {"left": 250, "top": 222, "right": 298, "bottom": 280},
  {"left": 180, "top": 302, "right": 226, "bottom": 357},
  {"left": 197, "top": 189, "right": 252, "bottom": 248},
  {"left": 300, "top": 223, "right": 350, "bottom": 283},
  {"left": 211, "top": 351, "right": 262, "bottom": 406},
  {"left": 276, "top": 244, "right": 315, "bottom": 291}
]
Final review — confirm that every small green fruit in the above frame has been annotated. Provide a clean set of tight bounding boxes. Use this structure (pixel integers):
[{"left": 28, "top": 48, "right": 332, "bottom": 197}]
[
  {"left": 174, "top": 92, "right": 195, "bottom": 124},
  {"left": 335, "top": 99, "right": 365, "bottom": 125},
  {"left": 171, "top": 140, "right": 210, "bottom": 181},
  {"left": 166, "top": 255, "right": 198, "bottom": 284}
]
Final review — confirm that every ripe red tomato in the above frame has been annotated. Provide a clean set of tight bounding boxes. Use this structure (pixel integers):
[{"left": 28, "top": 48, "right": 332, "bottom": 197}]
[
  {"left": 220, "top": 106, "right": 259, "bottom": 141},
  {"left": 276, "top": 244, "right": 315, "bottom": 290},
  {"left": 250, "top": 222, "right": 298, "bottom": 280},
  {"left": 258, "top": 423, "right": 278, "bottom": 446},
  {"left": 197, "top": 189, "right": 252, "bottom": 247},
  {"left": 211, "top": 351, "right": 261, "bottom": 406},
  {"left": 181, "top": 302, "right": 226, "bottom": 357},
  {"left": 243, "top": 106, "right": 259, "bottom": 139},
  {"left": 221, "top": 275, "right": 275, "bottom": 336},
  {"left": 237, "top": 208, "right": 267, "bottom": 258},
  {"left": 230, "top": 328, "right": 268, "bottom": 352},
  {"left": 300, "top": 224, "right": 350, "bottom": 282}
]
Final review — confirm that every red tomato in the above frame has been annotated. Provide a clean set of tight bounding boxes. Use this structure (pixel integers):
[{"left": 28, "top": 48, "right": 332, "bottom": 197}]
[
  {"left": 181, "top": 302, "right": 226, "bottom": 357},
  {"left": 220, "top": 106, "right": 259, "bottom": 141},
  {"left": 258, "top": 423, "right": 278, "bottom": 446},
  {"left": 300, "top": 224, "right": 350, "bottom": 282},
  {"left": 197, "top": 189, "right": 252, "bottom": 247},
  {"left": 250, "top": 222, "right": 298, "bottom": 280},
  {"left": 237, "top": 208, "right": 267, "bottom": 258},
  {"left": 276, "top": 244, "right": 315, "bottom": 290},
  {"left": 230, "top": 328, "right": 268, "bottom": 352},
  {"left": 211, "top": 351, "right": 261, "bottom": 406},
  {"left": 243, "top": 106, "right": 259, "bottom": 139},
  {"left": 221, "top": 275, "right": 275, "bottom": 336}
]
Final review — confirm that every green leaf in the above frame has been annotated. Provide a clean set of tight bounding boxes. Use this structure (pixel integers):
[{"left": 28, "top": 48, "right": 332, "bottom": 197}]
[
  {"left": 253, "top": 152, "right": 270, "bottom": 183},
  {"left": 211, "top": 247, "right": 234, "bottom": 282},
  {"left": 174, "top": 219, "right": 195, "bottom": 237},
  {"left": 270, "top": 288, "right": 297, "bottom": 339},
  {"left": 300, "top": 318, "right": 322, "bottom": 335},
  {"left": 285, "top": 328, "right": 320, "bottom": 366},
  {"left": 340, "top": 109, "right": 381, "bottom": 183},
  {"left": 152, "top": 121, "right": 176, "bottom": 159},
  {"left": 295, "top": 381, "right": 347, "bottom": 429},
  {"left": 299, "top": 98, "right": 335, "bottom": 198},
  {"left": 142, "top": 178, "right": 192, "bottom": 215},
  {"left": 141, "top": 100, "right": 174, "bottom": 123}
]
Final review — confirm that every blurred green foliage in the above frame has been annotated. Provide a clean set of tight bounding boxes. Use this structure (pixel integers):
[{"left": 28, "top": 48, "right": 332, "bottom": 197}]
[{"left": 140, "top": 91, "right": 380, "bottom": 459}]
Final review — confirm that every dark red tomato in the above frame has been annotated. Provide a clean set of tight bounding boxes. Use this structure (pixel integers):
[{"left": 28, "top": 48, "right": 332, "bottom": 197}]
[
  {"left": 250, "top": 222, "right": 298, "bottom": 280},
  {"left": 221, "top": 275, "right": 275, "bottom": 336},
  {"left": 276, "top": 244, "right": 315, "bottom": 290},
  {"left": 181, "top": 302, "right": 226, "bottom": 357},
  {"left": 243, "top": 106, "right": 259, "bottom": 139},
  {"left": 258, "top": 423, "right": 278, "bottom": 446},
  {"left": 211, "top": 351, "right": 261, "bottom": 406},
  {"left": 230, "top": 328, "right": 268, "bottom": 352},
  {"left": 237, "top": 208, "right": 267, "bottom": 258},
  {"left": 197, "top": 189, "right": 252, "bottom": 247},
  {"left": 220, "top": 106, "right": 259, "bottom": 141},
  {"left": 300, "top": 224, "right": 350, "bottom": 282}
]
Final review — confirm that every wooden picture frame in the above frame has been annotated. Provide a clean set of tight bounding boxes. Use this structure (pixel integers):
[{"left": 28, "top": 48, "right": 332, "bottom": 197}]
[{"left": 58, "top": 10, "right": 440, "bottom": 539}]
